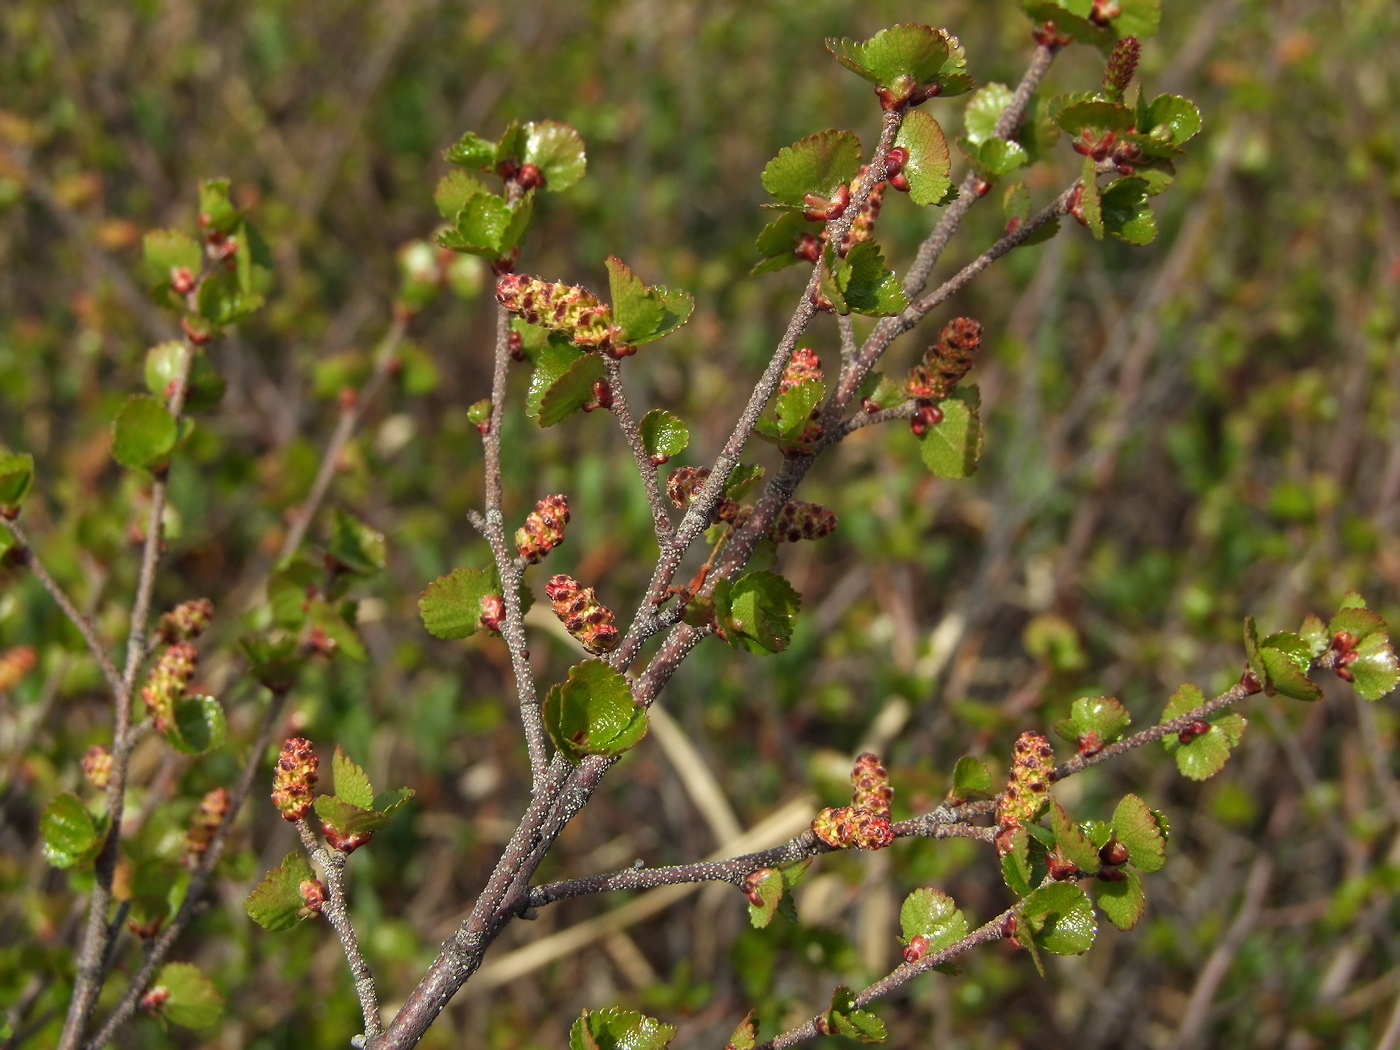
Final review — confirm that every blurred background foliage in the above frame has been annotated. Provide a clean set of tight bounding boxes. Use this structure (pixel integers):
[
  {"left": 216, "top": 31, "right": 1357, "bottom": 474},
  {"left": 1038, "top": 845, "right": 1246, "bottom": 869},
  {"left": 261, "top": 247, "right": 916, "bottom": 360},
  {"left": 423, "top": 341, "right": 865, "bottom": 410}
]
[{"left": 3, "top": 0, "right": 1400, "bottom": 1047}]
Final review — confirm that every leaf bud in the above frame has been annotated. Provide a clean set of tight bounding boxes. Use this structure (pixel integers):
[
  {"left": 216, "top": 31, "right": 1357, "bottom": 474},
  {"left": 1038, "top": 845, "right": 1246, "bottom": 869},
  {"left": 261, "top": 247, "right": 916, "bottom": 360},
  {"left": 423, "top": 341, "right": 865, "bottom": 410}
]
[
  {"left": 479, "top": 593, "right": 505, "bottom": 634},
  {"left": 298, "top": 878, "right": 328, "bottom": 917},
  {"left": 322, "top": 823, "right": 372, "bottom": 853},
  {"left": 1177, "top": 719, "right": 1211, "bottom": 744},
  {"left": 1099, "top": 836, "right": 1131, "bottom": 867},
  {"left": 902, "top": 933, "right": 930, "bottom": 964},
  {"left": 884, "top": 147, "right": 909, "bottom": 178}
]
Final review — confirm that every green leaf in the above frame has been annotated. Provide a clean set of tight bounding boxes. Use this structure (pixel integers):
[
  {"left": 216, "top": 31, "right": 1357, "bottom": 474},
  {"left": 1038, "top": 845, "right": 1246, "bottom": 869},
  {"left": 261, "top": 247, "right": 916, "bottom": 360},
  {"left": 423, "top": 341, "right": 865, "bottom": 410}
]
[
  {"left": 719, "top": 570, "right": 801, "bottom": 655},
  {"left": 760, "top": 130, "right": 862, "bottom": 209},
  {"left": 1161, "top": 682, "right": 1247, "bottom": 780},
  {"left": 328, "top": 508, "right": 386, "bottom": 576},
  {"left": 964, "top": 83, "right": 1014, "bottom": 146},
  {"left": 305, "top": 599, "right": 368, "bottom": 663},
  {"left": 437, "top": 192, "right": 533, "bottom": 258},
  {"left": 1053, "top": 695, "right": 1130, "bottom": 751},
  {"left": 639, "top": 410, "right": 689, "bottom": 461},
  {"left": 544, "top": 660, "right": 649, "bottom": 764},
  {"left": 195, "top": 264, "right": 264, "bottom": 324},
  {"left": 418, "top": 566, "right": 500, "bottom": 640},
  {"left": 899, "top": 887, "right": 968, "bottom": 951},
  {"left": 917, "top": 385, "right": 982, "bottom": 478},
  {"left": 724, "top": 463, "right": 765, "bottom": 501},
  {"left": 949, "top": 755, "right": 993, "bottom": 800},
  {"left": 754, "top": 378, "right": 823, "bottom": 447},
  {"left": 150, "top": 962, "right": 224, "bottom": 1030},
  {"left": 313, "top": 795, "right": 390, "bottom": 836},
  {"left": 824, "top": 987, "right": 886, "bottom": 1043},
  {"left": 239, "top": 633, "right": 305, "bottom": 689},
  {"left": 858, "top": 373, "right": 906, "bottom": 411},
  {"left": 0, "top": 451, "right": 35, "bottom": 512},
  {"left": 245, "top": 852, "right": 317, "bottom": 932},
  {"left": 1352, "top": 631, "right": 1400, "bottom": 701},
  {"left": 144, "top": 342, "right": 226, "bottom": 413},
  {"left": 605, "top": 256, "right": 694, "bottom": 347},
  {"left": 1049, "top": 799, "right": 1100, "bottom": 873},
  {"left": 267, "top": 558, "right": 319, "bottom": 629},
  {"left": 1111, "top": 794, "right": 1167, "bottom": 873},
  {"left": 444, "top": 130, "right": 497, "bottom": 171},
  {"left": 538, "top": 352, "right": 609, "bottom": 426},
  {"left": 894, "top": 109, "right": 953, "bottom": 206},
  {"left": 568, "top": 1008, "right": 676, "bottom": 1050},
  {"left": 1138, "top": 93, "right": 1201, "bottom": 149},
  {"left": 434, "top": 169, "right": 488, "bottom": 219},
  {"left": 725, "top": 1012, "right": 758, "bottom": 1050},
  {"left": 745, "top": 868, "right": 785, "bottom": 929},
  {"left": 1078, "top": 155, "right": 1103, "bottom": 240},
  {"left": 528, "top": 340, "right": 590, "bottom": 418},
  {"left": 112, "top": 395, "right": 179, "bottom": 471},
  {"left": 1100, "top": 177, "right": 1156, "bottom": 245},
  {"left": 999, "top": 826, "right": 1047, "bottom": 898},
  {"left": 823, "top": 240, "right": 907, "bottom": 316},
  {"left": 752, "top": 212, "right": 821, "bottom": 275},
  {"left": 41, "top": 792, "right": 105, "bottom": 869},
  {"left": 333, "top": 746, "right": 375, "bottom": 810},
  {"left": 198, "top": 178, "right": 240, "bottom": 234},
  {"left": 1050, "top": 96, "right": 1137, "bottom": 138},
  {"left": 1095, "top": 867, "right": 1146, "bottom": 931},
  {"left": 166, "top": 695, "right": 226, "bottom": 755},
  {"left": 1299, "top": 613, "right": 1330, "bottom": 658},
  {"left": 522, "top": 120, "right": 588, "bottom": 191},
  {"left": 1259, "top": 630, "right": 1323, "bottom": 701},
  {"left": 1020, "top": 883, "right": 1096, "bottom": 956},
  {"left": 960, "top": 138, "right": 1028, "bottom": 181},
  {"left": 143, "top": 228, "right": 202, "bottom": 282},
  {"left": 826, "top": 24, "right": 972, "bottom": 101}
]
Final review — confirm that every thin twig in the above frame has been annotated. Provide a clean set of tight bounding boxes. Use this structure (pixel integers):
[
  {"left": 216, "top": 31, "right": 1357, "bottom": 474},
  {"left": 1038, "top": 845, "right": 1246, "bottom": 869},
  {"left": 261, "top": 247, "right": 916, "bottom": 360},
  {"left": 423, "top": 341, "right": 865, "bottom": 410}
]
[
  {"left": 277, "top": 317, "right": 407, "bottom": 565},
  {"left": 601, "top": 357, "right": 674, "bottom": 541},
  {"left": 1, "top": 521, "right": 122, "bottom": 699},
  {"left": 84, "top": 687, "right": 292, "bottom": 1049}
]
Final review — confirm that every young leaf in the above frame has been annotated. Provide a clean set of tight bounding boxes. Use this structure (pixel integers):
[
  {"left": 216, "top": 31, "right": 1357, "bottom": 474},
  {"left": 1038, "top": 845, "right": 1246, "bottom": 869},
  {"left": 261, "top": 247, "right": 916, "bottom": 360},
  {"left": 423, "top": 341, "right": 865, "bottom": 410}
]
[
  {"left": 1161, "top": 682, "right": 1247, "bottom": 780},
  {"left": 753, "top": 212, "right": 821, "bottom": 275},
  {"left": 1351, "top": 631, "right": 1400, "bottom": 701},
  {"left": 961, "top": 138, "right": 1028, "bottom": 181},
  {"left": 543, "top": 660, "right": 649, "bottom": 763},
  {"left": 899, "top": 887, "right": 968, "bottom": 952},
  {"left": 1053, "top": 695, "right": 1131, "bottom": 753},
  {"left": 305, "top": 599, "right": 368, "bottom": 663},
  {"left": 764, "top": 379, "right": 824, "bottom": 443},
  {"left": 823, "top": 240, "right": 907, "bottom": 316},
  {"left": 1137, "top": 94, "right": 1202, "bottom": 150},
  {"left": 1019, "top": 883, "right": 1096, "bottom": 956},
  {"left": 1100, "top": 177, "right": 1156, "bottom": 245},
  {"left": 143, "top": 228, "right": 202, "bottom": 284},
  {"left": 418, "top": 565, "right": 500, "bottom": 640},
  {"left": 963, "top": 83, "right": 1014, "bottom": 146},
  {"left": 328, "top": 508, "right": 386, "bottom": 576},
  {"left": 917, "top": 385, "right": 982, "bottom": 478},
  {"left": 0, "top": 451, "right": 35, "bottom": 513},
  {"left": 144, "top": 342, "right": 226, "bottom": 412},
  {"left": 1095, "top": 867, "right": 1146, "bottom": 931},
  {"left": 245, "top": 852, "right": 317, "bottom": 932},
  {"left": 41, "top": 792, "right": 105, "bottom": 869},
  {"left": 760, "top": 130, "right": 862, "bottom": 209},
  {"left": 724, "top": 463, "right": 766, "bottom": 501},
  {"left": 720, "top": 570, "right": 801, "bottom": 654},
  {"left": 437, "top": 192, "right": 533, "bottom": 258},
  {"left": 112, "top": 394, "right": 180, "bottom": 471},
  {"left": 1259, "top": 630, "right": 1323, "bottom": 701},
  {"left": 434, "top": 169, "right": 489, "bottom": 219},
  {"left": 1111, "top": 794, "right": 1167, "bottom": 873},
  {"left": 521, "top": 120, "right": 587, "bottom": 191},
  {"left": 1000, "top": 826, "right": 1046, "bottom": 898},
  {"left": 894, "top": 109, "right": 953, "bottom": 206},
  {"left": 725, "top": 1012, "right": 758, "bottom": 1050},
  {"left": 313, "top": 795, "right": 390, "bottom": 837},
  {"left": 605, "top": 256, "right": 694, "bottom": 347},
  {"left": 333, "top": 746, "right": 375, "bottom": 810},
  {"left": 568, "top": 1007, "right": 675, "bottom": 1050},
  {"left": 1049, "top": 800, "right": 1100, "bottom": 873},
  {"left": 1299, "top": 613, "right": 1330, "bottom": 658},
  {"left": 948, "top": 755, "right": 993, "bottom": 801},
  {"left": 166, "top": 695, "right": 226, "bottom": 755},
  {"left": 745, "top": 867, "right": 785, "bottom": 929},
  {"left": 824, "top": 987, "right": 886, "bottom": 1043},
  {"left": 826, "top": 24, "right": 973, "bottom": 102},
  {"left": 1050, "top": 96, "right": 1137, "bottom": 138},
  {"left": 639, "top": 409, "right": 689, "bottom": 461},
  {"left": 444, "top": 130, "right": 497, "bottom": 171},
  {"left": 538, "top": 353, "right": 609, "bottom": 427},
  {"left": 149, "top": 962, "right": 225, "bottom": 1030}
]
